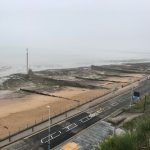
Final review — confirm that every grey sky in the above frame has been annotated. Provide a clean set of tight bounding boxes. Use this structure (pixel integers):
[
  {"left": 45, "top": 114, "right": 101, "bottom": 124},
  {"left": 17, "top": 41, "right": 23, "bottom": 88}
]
[{"left": 0, "top": 0, "right": 150, "bottom": 65}]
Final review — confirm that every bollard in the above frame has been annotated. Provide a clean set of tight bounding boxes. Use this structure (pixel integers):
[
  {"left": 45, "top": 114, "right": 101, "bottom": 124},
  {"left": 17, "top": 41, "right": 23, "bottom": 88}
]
[{"left": 143, "top": 96, "right": 146, "bottom": 112}]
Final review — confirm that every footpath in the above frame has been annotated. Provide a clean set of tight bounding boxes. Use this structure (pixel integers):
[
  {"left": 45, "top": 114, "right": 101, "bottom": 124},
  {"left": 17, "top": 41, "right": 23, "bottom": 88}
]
[{"left": 54, "top": 120, "right": 114, "bottom": 150}]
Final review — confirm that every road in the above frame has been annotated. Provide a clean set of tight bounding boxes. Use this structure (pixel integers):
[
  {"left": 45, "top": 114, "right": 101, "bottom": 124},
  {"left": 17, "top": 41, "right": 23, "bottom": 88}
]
[{"left": 3, "top": 79, "right": 150, "bottom": 150}]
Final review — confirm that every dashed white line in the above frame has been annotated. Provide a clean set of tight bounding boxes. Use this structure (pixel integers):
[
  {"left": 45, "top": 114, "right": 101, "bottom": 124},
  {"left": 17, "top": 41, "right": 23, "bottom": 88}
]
[
  {"left": 63, "top": 123, "right": 78, "bottom": 132},
  {"left": 104, "top": 106, "right": 111, "bottom": 110},
  {"left": 110, "top": 102, "right": 118, "bottom": 106},
  {"left": 79, "top": 116, "right": 92, "bottom": 123},
  {"left": 41, "top": 131, "right": 61, "bottom": 143},
  {"left": 41, "top": 135, "right": 52, "bottom": 144},
  {"left": 51, "top": 131, "right": 62, "bottom": 140},
  {"left": 118, "top": 99, "right": 126, "bottom": 102}
]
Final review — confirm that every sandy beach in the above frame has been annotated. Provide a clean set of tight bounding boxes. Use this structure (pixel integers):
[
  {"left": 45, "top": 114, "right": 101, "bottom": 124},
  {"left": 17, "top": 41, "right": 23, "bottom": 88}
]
[{"left": 0, "top": 87, "right": 108, "bottom": 138}]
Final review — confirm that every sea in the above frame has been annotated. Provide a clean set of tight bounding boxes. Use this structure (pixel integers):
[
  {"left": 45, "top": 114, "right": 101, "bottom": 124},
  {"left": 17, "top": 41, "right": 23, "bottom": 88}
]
[{"left": 0, "top": 50, "right": 150, "bottom": 82}]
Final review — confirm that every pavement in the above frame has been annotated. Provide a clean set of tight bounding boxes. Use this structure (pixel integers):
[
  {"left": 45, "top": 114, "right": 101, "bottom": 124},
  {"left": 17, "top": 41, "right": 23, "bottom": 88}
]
[
  {"left": 2, "top": 79, "right": 150, "bottom": 150},
  {"left": 54, "top": 121, "right": 114, "bottom": 150}
]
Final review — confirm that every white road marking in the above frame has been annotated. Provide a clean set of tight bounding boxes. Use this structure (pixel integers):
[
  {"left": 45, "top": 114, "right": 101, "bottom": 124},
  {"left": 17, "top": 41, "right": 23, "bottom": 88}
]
[
  {"left": 110, "top": 102, "right": 118, "bottom": 106},
  {"left": 89, "top": 113, "right": 97, "bottom": 118},
  {"left": 41, "top": 135, "right": 52, "bottom": 144},
  {"left": 63, "top": 123, "right": 78, "bottom": 132},
  {"left": 104, "top": 106, "right": 111, "bottom": 110},
  {"left": 41, "top": 131, "right": 61, "bottom": 143},
  {"left": 51, "top": 131, "right": 62, "bottom": 139},
  {"left": 118, "top": 99, "right": 126, "bottom": 102},
  {"left": 96, "top": 108, "right": 103, "bottom": 113},
  {"left": 88, "top": 108, "right": 103, "bottom": 118},
  {"left": 79, "top": 116, "right": 92, "bottom": 123}
]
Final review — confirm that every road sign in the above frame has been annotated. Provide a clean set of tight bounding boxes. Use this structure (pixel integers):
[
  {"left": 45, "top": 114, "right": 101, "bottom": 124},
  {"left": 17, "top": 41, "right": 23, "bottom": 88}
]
[
  {"left": 133, "top": 91, "right": 140, "bottom": 97},
  {"left": 132, "top": 91, "right": 140, "bottom": 102}
]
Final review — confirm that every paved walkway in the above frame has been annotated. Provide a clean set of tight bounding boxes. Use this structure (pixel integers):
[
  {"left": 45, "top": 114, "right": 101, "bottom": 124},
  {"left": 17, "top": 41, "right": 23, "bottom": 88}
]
[{"left": 55, "top": 121, "right": 114, "bottom": 150}]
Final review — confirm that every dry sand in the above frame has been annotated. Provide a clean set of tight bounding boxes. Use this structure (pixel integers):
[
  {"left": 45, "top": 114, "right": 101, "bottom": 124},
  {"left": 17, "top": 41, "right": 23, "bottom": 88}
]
[
  {"left": 101, "top": 74, "right": 144, "bottom": 89},
  {"left": 0, "top": 87, "right": 108, "bottom": 138},
  {"left": 106, "top": 75, "right": 141, "bottom": 83}
]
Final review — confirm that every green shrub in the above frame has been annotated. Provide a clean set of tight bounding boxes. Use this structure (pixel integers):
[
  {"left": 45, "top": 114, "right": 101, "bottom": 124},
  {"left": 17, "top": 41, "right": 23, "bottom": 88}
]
[
  {"left": 98, "top": 133, "right": 136, "bottom": 150},
  {"left": 98, "top": 115, "right": 150, "bottom": 150},
  {"left": 136, "top": 116, "right": 150, "bottom": 149}
]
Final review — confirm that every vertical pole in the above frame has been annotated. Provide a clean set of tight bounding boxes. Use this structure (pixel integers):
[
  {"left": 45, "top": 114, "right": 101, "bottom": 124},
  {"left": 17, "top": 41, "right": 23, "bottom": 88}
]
[
  {"left": 9, "top": 131, "right": 11, "bottom": 142},
  {"left": 26, "top": 48, "right": 29, "bottom": 74},
  {"left": 113, "top": 126, "right": 116, "bottom": 136},
  {"left": 48, "top": 106, "right": 50, "bottom": 150},
  {"left": 143, "top": 96, "right": 146, "bottom": 112},
  {"left": 130, "top": 87, "right": 133, "bottom": 108}
]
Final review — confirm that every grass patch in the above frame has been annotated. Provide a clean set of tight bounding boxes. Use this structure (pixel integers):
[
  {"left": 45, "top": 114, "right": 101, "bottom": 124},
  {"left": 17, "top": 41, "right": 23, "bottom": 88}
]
[
  {"left": 131, "top": 95, "right": 150, "bottom": 111},
  {"left": 97, "top": 133, "right": 136, "bottom": 150},
  {"left": 98, "top": 115, "right": 150, "bottom": 150},
  {"left": 123, "top": 94, "right": 150, "bottom": 135},
  {"left": 132, "top": 100, "right": 145, "bottom": 110},
  {"left": 122, "top": 114, "right": 149, "bottom": 131}
]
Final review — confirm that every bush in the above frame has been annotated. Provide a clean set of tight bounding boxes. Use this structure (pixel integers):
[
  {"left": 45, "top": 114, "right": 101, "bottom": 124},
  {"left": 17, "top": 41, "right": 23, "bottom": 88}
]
[
  {"left": 136, "top": 116, "right": 150, "bottom": 149},
  {"left": 98, "top": 133, "right": 136, "bottom": 150},
  {"left": 98, "top": 115, "right": 150, "bottom": 150}
]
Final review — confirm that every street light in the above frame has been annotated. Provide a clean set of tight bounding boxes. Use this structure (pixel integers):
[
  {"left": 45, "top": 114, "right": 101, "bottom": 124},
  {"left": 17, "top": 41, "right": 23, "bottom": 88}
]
[
  {"left": 130, "top": 86, "right": 134, "bottom": 108},
  {"left": 26, "top": 48, "right": 29, "bottom": 74},
  {"left": 129, "top": 78, "right": 134, "bottom": 109},
  {"left": 47, "top": 105, "right": 51, "bottom": 150}
]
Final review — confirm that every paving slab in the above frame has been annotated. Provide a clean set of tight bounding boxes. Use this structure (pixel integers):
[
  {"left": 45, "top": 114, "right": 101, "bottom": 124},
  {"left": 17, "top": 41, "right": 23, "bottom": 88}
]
[{"left": 55, "top": 120, "right": 114, "bottom": 150}]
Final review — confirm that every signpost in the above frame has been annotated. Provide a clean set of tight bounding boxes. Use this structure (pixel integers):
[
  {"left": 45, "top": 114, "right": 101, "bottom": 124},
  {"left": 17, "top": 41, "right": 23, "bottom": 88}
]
[{"left": 132, "top": 91, "right": 140, "bottom": 102}]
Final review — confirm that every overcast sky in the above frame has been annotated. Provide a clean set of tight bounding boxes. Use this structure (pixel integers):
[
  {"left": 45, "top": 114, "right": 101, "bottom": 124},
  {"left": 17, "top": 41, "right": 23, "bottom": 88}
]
[{"left": 0, "top": 0, "right": 150, "bottom": 65}]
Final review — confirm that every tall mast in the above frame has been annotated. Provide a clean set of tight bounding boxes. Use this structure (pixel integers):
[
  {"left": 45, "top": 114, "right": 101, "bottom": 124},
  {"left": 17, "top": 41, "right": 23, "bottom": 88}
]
[{"left": 26, "top": 48, "right": 29, "bottom": 74}]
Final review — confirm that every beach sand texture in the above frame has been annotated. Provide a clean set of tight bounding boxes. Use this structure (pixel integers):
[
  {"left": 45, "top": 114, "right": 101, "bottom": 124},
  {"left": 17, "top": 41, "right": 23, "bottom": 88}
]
[{"left": 0, "top": 87, "right": 108, "bottom": 138}]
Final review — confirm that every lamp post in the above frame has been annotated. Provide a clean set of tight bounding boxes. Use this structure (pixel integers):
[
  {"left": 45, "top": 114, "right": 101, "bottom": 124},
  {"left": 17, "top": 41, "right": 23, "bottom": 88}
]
[
  {"left": 130, "top": 86, "right": 134, "bottom": 108},
  {"left": 47, "top": 105, "right": 50, "bottom": 150},
  {"left": 129, "top": 78, "right": 134, "bottom": 109},
  {"left": 26, "top": 48, "right": 29, "bottom": 74},
  {"left": 143, "top": 96, "right": 146, "bottom": 112}
]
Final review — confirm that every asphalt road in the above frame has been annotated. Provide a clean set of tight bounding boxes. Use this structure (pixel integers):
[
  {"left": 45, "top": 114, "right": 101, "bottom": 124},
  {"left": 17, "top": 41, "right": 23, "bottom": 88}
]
[{"left": 4, "top": 79, "right": 150, "bottom": 150}]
